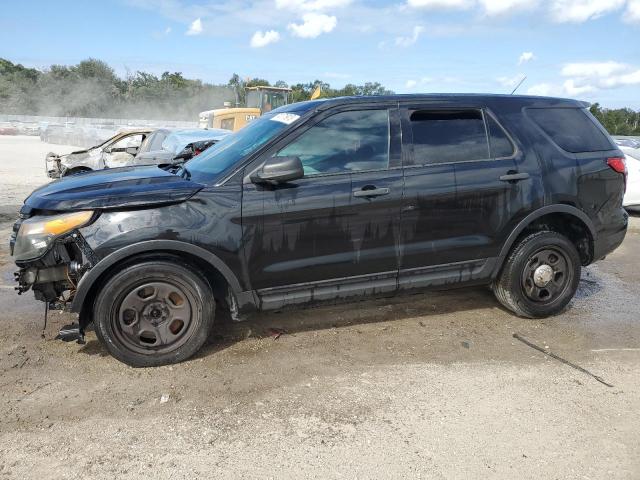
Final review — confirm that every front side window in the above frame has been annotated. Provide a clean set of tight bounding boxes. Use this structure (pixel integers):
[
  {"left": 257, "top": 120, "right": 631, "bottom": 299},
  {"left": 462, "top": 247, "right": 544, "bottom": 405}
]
[
  {"left": 111, "top": 134, "right": 143, "bottom": 150},
  {"left": 409, "top": 109, "right": 490, "bottom": 165},
  {"left": 276, "top": 109, "right": 389, "bottom": 176}
]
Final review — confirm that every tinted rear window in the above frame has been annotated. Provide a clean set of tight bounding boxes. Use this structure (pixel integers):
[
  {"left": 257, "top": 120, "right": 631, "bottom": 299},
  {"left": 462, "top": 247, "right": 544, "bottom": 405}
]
[
  {"left": 527, "top": 108, "right": 613, "bottom": 153},
  {"left": 409, "top": 110, "right": 489, "bottom": 164}
]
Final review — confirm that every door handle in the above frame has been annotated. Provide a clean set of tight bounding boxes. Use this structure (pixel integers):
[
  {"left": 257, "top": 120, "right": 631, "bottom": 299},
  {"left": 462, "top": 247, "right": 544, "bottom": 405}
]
[
  {"left": 499, "top": 172, "right": 530, "bottom": 182},
  {"left": 353, "top": 187, "right": 390, "bottom": 198}
]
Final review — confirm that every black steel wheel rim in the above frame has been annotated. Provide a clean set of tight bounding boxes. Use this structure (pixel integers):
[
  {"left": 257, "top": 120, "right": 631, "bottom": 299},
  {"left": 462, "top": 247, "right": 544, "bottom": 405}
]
[
  {"left": 113, "top": 279, "right": 197, "bottom": 355},
  {"left": 521, "top": 246, "right": 572, "bottom": 304}
]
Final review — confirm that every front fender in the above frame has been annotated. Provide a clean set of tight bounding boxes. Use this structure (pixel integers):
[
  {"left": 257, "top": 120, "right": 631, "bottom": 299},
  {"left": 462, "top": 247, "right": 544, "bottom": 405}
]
[{"left": 70, "top": 239, "right": 245, "bottom": 314}]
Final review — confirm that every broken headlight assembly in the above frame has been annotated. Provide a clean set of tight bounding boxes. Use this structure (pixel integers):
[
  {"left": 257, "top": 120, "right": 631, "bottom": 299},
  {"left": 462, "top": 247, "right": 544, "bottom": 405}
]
[{"left": 13, "top": 211, "right": 95, "bottom": 262}]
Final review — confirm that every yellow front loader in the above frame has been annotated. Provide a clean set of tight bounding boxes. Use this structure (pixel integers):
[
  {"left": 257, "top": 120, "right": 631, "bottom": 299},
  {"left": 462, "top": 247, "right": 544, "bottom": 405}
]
[{"left": 198, "top": 86, "right": 292, "bottom": 132}]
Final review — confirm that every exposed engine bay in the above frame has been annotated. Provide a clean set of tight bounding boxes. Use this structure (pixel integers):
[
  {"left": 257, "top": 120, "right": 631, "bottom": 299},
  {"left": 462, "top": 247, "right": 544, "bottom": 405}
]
[{"left": 12, "top": 218, "right": 96, "bottom": 309}]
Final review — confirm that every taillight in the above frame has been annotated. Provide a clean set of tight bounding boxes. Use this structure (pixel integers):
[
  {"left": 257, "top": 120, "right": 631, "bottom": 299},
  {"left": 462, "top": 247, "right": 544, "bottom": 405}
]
[
  {"left": 607, "top": 157, "right": 626, "bottom": 174},
  {"left": 607, "top": 156, "right": 627, "bottom": 192}
]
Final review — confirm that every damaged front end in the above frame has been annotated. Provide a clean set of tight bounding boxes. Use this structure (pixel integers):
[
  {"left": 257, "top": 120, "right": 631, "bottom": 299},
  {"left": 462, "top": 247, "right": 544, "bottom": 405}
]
[
  {"left": 11, "top": 210, "right": 97, "bottom": 315},
  {"left": 45, "top": 149, "right": 99, "bottom": 178},
  {"left": 12, "top": 165, "right": 206, "bottom": 342}
]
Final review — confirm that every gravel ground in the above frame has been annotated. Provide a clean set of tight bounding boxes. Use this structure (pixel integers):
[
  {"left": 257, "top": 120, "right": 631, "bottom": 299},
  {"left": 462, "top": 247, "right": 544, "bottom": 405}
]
[{"left": 1, "top": 136, "right": 639, "bottom": 479}]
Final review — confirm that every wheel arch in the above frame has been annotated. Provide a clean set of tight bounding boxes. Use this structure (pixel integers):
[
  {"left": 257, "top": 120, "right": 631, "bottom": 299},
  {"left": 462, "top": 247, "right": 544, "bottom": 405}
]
[
  {"left": 493, "top": 204, "right": 596, "bottom": 278},
  {"left": 71, "top": 240, "right": 249, "bottom": 326}
]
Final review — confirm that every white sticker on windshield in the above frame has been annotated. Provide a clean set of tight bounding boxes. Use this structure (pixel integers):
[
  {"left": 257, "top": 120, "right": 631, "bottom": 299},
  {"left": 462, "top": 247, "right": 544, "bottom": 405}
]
[{"left": 270, "top": 113, "right": 300, "bottom": 125}]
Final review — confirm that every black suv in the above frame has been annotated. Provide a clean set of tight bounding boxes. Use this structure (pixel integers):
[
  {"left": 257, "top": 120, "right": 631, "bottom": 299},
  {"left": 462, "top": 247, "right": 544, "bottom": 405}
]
[{"left": 11, "top": 94, "right": 628, "bottom": 366}]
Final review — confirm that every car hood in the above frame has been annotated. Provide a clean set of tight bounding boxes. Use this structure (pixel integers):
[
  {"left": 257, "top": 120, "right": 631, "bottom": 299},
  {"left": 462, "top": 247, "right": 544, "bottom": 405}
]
[
  {"left": 48, "top": 147, "right": 98, "bottom": 160},
  {"left": 22, "top": 166, "right": 204, "bottom": 214}
]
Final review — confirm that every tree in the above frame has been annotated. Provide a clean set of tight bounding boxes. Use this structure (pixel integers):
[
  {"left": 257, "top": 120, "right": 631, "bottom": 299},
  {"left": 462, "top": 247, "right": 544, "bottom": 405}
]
[
  {"left": 1, "top": 57, "right": 407, "bottom": 120},
  {"left": 590, "top": 103, "right": 640, "bottom": 136}
]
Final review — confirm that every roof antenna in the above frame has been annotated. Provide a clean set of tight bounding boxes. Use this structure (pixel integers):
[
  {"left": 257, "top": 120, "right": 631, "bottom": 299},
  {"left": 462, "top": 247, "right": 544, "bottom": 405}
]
[{"left": 511, "top": 75, "right": 527, "bottom": 95}]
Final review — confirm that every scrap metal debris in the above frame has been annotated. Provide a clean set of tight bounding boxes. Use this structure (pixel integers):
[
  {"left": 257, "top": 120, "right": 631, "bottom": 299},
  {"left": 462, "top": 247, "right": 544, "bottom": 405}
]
[
  {"left": 55, "top": 323, "right": 86, "bottom": 344},
  {"left": 513, "top": 333, "right": 613, "bottom": 388}
]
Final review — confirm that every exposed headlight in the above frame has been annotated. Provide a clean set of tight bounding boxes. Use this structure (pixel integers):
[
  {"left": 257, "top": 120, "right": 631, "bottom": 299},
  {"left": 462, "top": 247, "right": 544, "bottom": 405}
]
[{"left": 13, "top": 211, "right": 95, "bottom": 261}]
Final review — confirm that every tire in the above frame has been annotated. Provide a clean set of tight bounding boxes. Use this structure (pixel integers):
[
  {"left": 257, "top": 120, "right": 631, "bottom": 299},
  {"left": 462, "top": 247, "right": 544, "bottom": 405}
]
[
  {"left": 493, "top": 231, "right": 581, "bottom": 318},
  {"left": 93, "top": 260, "right": 215, "bottom": 367}
]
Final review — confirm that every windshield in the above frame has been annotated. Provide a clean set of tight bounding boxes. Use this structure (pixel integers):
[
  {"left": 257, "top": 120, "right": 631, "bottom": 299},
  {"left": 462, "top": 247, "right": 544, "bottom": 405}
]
[
  {"left": 187, "top": 112, "right": 299, "bottom": 183},
  {"left": 246, "top": 90, "right": 261, "bottom": 109},
  {"left": 162, "top": 129, "right": 230, "bottom": 155}
]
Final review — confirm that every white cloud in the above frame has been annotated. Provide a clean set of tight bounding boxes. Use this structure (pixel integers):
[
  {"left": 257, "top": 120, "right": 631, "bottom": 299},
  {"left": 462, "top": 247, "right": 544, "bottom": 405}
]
[
  {"left": 527, "top": 83, "right": 560, "bottom": 96},
  {"left": 609, "top": 69, "right": 640, "bottom": 86},
  {"left": 479, "top": 0, "right": 537, "bottom": 16},
  {"left": 549, "top": 0, "right": 626, "bottom": 23},
  {"left": 528, "top": 59, "right": 640, "bottom": 98},
  {"left": 250, "top": 29, "right": 281, "bottom": 47},
  {"left": 518, "top": 51, "right": 535, "bottom": 65},
  {"left": 561, "top": 61, "right": 627, "bottom": 77},
  {"left": 562, "top": 79, "right": 597, "bottom": 95},
  {"left": 408, "top": 0, "right": 630, "bottom": 21},
  {"left": 395, "top": 25, "right": 425, "bottom": 46},
  {"left": 404, "top": 77, "right": 436, "bottom": 89},
  {"left": 407, "top": 0, "right": 474, "bottom": 9},
  {"left": 164, "top": 26, "right": 172, "bottom": 35},
  {"left": 497, "top": 74, "right": 525, "bottom": 88},
  {"left": 276, "top": 0, "right": 352, "bottom": 10},
  {"left": 288, "top": 13, "right": 337, "bottom": 38},
  {"left": 186, "top": 18, "right": 203, "bottom": 35},
  {"left": 626, "top": 0, "right": 640, "bottom": 22}
]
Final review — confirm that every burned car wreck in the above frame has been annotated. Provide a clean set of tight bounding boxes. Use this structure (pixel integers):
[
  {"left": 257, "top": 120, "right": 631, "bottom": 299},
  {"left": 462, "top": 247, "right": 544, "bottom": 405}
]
[
  {"left": 45, "top": 128, "right": 229, "bottom": 178},
  {"left": 45, "top": 129, "right": 152, "bottom": 178}
]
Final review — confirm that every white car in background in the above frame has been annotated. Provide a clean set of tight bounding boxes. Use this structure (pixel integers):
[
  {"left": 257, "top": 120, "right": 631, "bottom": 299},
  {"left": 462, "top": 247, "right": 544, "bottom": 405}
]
[{"left": 614, "top": 137, "right": 640, "bottom": 212}]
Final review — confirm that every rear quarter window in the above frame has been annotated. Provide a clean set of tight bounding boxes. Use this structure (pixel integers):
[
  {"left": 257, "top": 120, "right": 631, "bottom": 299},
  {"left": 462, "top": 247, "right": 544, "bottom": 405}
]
[{"left": 526, "top": 108, "right": 614, "bottom": 153}]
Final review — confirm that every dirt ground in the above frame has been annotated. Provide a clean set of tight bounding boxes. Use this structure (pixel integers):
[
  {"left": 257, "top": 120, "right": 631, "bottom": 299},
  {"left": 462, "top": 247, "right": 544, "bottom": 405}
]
[{"left": 1, "top": 136, "right": 639, "bottom": 479}]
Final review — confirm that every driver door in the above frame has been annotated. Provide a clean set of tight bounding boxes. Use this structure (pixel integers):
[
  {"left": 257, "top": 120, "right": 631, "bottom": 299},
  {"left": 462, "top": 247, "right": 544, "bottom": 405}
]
[{"left": 241, "top": 107, "right": 402, "bottom": 308}]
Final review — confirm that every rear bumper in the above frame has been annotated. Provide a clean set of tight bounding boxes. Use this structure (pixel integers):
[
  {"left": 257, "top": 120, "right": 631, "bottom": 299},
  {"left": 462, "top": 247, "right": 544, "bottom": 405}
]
[{"left": 593, "top": 213, "right": 628, "bottom": 261}]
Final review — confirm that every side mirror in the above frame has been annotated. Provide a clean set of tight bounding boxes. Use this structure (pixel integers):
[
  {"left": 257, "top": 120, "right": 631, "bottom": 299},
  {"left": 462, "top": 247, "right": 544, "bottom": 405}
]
[
  {"left": 125, "top": 146, "right": 139, "bottom": 156},
  {"left": 251, "top": 156, "right": 304, "bottom": 184}
]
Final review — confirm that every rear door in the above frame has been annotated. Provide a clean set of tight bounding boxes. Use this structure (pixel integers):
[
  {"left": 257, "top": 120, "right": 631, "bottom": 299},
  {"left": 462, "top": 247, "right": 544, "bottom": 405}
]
[
  {"left": 398, "top": 106, "right": 519, "bottom": 289},
  {"left": 135, "top": 130, "right": 169, "bottom": 164},
  {"left": 241, "top": 106, "right": 402, "bottom": 307}
]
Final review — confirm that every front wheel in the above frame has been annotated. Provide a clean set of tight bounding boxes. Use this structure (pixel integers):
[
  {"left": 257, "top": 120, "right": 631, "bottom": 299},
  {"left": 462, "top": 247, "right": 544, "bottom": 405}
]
[
  {"left": 493, "top": 231, "right": 581, "bottom": 318},
  {"left": 93, "top": 260, "right": 215, "bottom": 367}
]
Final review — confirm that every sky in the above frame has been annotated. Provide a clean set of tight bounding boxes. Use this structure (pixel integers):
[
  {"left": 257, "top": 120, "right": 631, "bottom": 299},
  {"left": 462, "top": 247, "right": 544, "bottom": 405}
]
[{"left": 1, "top": 0, "right": 639, "bottom": 108}]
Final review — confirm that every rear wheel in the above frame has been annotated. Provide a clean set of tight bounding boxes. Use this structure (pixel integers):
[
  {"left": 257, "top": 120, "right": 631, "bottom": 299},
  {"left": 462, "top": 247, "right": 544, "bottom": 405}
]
[
  {"left": 493, "top": 231, "right": 581, "bottom": 318},
  {"left": 93, "top": 260, "right": 215, "bottom": 367}
]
